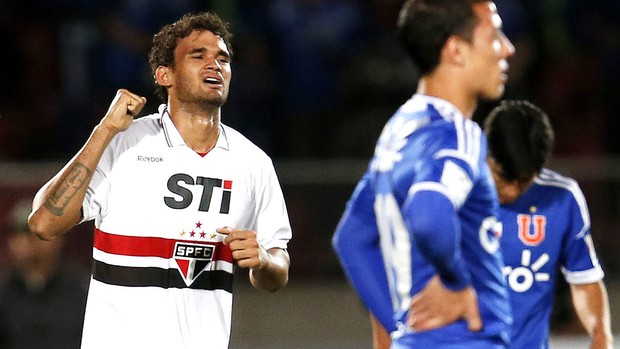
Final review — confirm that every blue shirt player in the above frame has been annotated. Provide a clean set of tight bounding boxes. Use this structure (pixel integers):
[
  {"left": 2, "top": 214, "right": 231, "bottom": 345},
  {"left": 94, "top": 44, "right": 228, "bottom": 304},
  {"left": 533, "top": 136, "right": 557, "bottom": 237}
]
[
  {"left": 332, "top": 0, "right": 515, "bottom": 348},
  {"left": 484, "top": 100, "right": 613, "bottom": 349},
  {"left": 334, "top": 95, "right": 512, "bottom": 348}
]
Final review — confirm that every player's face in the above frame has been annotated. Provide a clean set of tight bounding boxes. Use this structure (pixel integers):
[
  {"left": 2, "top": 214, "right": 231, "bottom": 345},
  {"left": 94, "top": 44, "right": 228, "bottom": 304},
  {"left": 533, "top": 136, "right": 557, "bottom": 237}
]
[
  {"left": 169, "top": 30, "right": 232, "bottom": 107},
  {"left": 464, "top": 2, "right": 514, "bottom": 100},
  {"left": 488, "top": 159, "right": 535, "bottom": 205}
]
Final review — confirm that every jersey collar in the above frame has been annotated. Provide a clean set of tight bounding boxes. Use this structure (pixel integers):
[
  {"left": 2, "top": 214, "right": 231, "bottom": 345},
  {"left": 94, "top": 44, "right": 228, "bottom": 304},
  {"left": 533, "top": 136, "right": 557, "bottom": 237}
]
[
  {"left": 409, "top": 94, "right": 464, "bottom": 122},
  {"left": 158, "top": 104, "right": 230, "bottom": 151}
]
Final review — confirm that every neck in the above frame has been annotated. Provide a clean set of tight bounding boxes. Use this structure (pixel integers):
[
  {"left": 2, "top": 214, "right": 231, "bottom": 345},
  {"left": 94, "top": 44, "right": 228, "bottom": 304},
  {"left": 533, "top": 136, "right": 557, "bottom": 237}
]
[
  {"left": 416, "top": 74, "right": 477, "bottom": 119},
  {"left": 167, "top": 99, "right": 221, "bottom": 153}
]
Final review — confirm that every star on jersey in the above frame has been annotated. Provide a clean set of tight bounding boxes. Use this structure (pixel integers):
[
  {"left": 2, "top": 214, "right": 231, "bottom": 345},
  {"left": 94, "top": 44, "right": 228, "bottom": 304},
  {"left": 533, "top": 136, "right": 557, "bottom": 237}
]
[
  {"left": 178, "top": 221, "right": 220, "bottom": 241},
  {"left": 503, "top": 249, "right": 550, "bottom": 293}
]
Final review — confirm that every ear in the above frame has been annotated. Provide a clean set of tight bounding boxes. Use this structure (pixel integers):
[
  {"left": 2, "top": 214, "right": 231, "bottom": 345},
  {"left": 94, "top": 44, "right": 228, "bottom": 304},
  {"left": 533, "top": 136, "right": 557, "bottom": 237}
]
[
  {"left": 442, "top": 36, "right": 466, "bottom": 66},
  {"left": 155, "top": 66, "right": 172, "bottom": 88}
]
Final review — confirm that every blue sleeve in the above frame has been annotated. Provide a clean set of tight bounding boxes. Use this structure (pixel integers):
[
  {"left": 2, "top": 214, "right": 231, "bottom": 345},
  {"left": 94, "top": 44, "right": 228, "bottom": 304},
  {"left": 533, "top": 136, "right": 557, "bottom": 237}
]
[
  {"left": 332, "top": 174, "right": 396, "bottom": 332},
  {"left": 560, "top": 186, "right": 605, "bottom": 283},
  {"left": 403, "top": 189, "right": 471, "bottom": 291}
]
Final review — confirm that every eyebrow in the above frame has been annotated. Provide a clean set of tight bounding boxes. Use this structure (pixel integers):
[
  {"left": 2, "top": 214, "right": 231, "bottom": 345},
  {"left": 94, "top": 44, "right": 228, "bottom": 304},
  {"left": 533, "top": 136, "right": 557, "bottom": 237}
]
[{"left": 187, "top": 47, "right": 231, "bottom": 59}]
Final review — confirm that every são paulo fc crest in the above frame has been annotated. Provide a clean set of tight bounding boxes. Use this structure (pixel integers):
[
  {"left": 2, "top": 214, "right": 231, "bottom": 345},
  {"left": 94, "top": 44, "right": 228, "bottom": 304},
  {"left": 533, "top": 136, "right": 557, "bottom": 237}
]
[{"left": 173, "top": 242, "right": 215, "bottom": 285}]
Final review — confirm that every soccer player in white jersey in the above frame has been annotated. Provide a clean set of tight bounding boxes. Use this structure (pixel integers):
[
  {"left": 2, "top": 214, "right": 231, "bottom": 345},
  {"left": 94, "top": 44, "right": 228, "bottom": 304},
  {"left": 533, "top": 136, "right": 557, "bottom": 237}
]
[
  {"left": 28, "top": 12, "right": 291, "bottom": 349},
  {"left": 484, "top": 100, "right": 613, "bottom": 349},
  {"left": 332, "top": 0, "right": 515, "bottom": 348}
]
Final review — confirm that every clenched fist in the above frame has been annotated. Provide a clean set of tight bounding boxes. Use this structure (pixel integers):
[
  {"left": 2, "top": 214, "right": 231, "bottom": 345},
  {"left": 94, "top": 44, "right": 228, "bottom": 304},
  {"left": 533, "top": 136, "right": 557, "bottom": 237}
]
[{"left": 101, "top": 89, "right": 147, "bottom": 134}]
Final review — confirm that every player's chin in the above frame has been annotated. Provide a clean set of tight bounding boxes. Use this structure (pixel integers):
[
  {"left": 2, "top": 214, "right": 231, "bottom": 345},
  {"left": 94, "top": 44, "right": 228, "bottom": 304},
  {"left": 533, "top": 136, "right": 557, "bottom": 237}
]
[
  {"left": 482, "top": 84, "right": 506, "bottom": 101},
  {"left": 202, "top": 95, "right": 228, "bottom": 108},
  {"left": 498, "top": 194, "right": 517, "bottom": 205}
]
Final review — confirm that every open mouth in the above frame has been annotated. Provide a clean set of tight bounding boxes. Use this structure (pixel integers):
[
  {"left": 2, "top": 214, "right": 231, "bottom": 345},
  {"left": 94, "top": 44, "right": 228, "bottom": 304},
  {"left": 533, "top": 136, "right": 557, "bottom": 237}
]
[{"left": 203, "top": 77, "right": 222, "bottom": 85}]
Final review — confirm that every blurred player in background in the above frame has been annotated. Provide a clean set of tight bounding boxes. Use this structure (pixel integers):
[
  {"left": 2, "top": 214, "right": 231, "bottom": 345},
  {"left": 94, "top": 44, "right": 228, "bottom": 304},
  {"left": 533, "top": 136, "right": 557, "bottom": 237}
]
[
  {"left": 0, "top": 199, "right": 88, "bottom": 349},
  {"left": 28, "top": 12, "right": 291, "bottom": 349},
  {"left": 485, "top": 100, "right": 613, "bottom": 349},
  {"left": 373, "top": 100, "right": 615, "bottom": 349},
  {"left": 332, "top": 0, "right": 515, "bottom": 348}
]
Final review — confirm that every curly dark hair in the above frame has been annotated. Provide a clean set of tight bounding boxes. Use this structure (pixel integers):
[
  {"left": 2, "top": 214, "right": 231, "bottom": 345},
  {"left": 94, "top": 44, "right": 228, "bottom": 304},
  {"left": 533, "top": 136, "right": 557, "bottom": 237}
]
[{"left": 148, "top": 12, "right": 233, "bottom": 102}]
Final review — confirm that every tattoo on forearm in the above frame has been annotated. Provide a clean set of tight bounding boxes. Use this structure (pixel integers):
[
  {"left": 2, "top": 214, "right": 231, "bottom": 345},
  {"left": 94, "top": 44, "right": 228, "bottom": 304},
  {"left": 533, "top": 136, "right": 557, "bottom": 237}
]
[{"left": 45, "top": 163, "right": 92, "bottom": 216}]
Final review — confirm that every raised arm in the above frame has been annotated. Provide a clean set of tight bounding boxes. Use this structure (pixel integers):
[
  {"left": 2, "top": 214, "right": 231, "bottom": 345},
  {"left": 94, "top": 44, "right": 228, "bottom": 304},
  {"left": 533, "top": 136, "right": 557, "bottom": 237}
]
[
  {"left": 570, "top": 281, "right": 614, "bottom": 349},
  {"left": 28, "top": 89, "right": 146, "bottom": 240}
]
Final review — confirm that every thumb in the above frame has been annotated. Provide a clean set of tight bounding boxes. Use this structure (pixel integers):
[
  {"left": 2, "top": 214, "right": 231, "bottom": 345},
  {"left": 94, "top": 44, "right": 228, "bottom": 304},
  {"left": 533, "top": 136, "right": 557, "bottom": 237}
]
[
  {"left": 217, "top": 227, "right": 233, "bottom": 244},
  {"left": 216, "top": 227, "right": 232, "bottom": 235}
]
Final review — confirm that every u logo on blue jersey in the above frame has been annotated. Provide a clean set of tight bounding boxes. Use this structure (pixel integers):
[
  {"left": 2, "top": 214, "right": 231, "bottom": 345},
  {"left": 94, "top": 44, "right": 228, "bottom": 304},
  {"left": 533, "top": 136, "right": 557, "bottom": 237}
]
[{"left": 517, "top": 214, "right": 546, "bottom": 246}]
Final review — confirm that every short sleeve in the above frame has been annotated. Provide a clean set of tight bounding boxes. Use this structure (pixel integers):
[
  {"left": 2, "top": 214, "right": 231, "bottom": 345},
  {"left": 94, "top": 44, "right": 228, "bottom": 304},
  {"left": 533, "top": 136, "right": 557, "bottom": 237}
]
[
  {"left": 560, "top": 185, "right": 604, "bottom": 284},
  {"left": 253, "top": 160, "right": 292, "bottom": 250},
  {"left": 80, "top": 145, "right": 115, "bottom": 224}
]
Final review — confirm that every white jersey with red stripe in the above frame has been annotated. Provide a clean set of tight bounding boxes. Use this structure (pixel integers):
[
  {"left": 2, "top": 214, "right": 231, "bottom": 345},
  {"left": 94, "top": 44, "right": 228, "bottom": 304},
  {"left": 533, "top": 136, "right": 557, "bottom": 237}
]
[{"left": 79, "top": 104, "right": 292, "bottom": 349}]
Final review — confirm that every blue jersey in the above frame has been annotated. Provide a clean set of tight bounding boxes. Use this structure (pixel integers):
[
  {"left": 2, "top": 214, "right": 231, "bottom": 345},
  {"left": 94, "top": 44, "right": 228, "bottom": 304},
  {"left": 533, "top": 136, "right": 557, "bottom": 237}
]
[
  {"left": 333, "top": 94, "right": 511, "bottom": 347},
  {"left": 500, "top": 168, "right": 604, "bottom": 349}
]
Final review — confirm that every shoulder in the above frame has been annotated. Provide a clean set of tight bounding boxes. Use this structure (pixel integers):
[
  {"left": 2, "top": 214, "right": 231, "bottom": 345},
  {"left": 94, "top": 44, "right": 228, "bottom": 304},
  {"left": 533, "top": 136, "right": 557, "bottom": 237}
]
[
  {"left": 397, "top": 94, "right": 483, "bottom": 143},
  {"left": 426, "top": 117, "right": 483, "bottom": 151},
  {"left": 381, "top": 99, "right": 483, "bottom": 152},
  {"left": 535, "top": 168, "right": 582, "bottom": 194},
  {"left": 221, "top": 124, "right": 272, "bottom": 164},
  {"left": 373, "top": 95, "right": 485, "bottom": 176},
  {"left": 535, "top": 168, "right": 588, "bottom": 209},
  {"left": 111, "top": 112, "right": 162, "bottom": 145},
  {"left": 99, "top": 112, "right": 165, "bottom": 168},
  {"left": 423, "top": 116, "right": 485, "bottom": 177},
  {"left": 126, "top": 112, "right": 162, "bottom": 135}
]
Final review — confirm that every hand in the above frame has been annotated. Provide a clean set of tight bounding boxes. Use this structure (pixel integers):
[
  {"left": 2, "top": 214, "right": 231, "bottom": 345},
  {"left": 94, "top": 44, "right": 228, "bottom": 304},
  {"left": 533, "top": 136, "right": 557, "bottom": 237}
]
[
  {"left": 217, "top": 227, "right": 269, "bottom": 270},
  {"left": 408, "top": 275, "right": 482, "bottom": 332},
  {"left": 101, "top": 89, "right": 147, "bottom": 134}
]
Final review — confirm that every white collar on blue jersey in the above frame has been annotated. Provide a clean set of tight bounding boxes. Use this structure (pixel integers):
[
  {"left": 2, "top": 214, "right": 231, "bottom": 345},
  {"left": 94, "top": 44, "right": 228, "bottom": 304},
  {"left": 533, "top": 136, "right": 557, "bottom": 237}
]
[
  {"left": 406, "top": 94, "right": 464, "bottom": 121},
  {"left": 158, "top": 104, "right": 230, "bottom": 151}
]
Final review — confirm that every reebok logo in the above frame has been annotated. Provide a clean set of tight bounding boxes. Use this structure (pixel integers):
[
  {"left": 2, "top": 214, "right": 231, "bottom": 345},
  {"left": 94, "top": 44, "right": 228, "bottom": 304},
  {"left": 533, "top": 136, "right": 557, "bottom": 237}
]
[{"left": 138, "top": 155, "right": 164, "bottom": 162}]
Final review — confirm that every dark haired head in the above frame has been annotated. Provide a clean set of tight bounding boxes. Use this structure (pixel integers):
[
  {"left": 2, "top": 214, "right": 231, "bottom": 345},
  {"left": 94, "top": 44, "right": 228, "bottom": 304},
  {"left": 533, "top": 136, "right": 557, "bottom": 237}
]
[
  {"left": 148, "top": 12, "right": 233, "bottom": 102},
  {"left": 484, "top": 100, "right": 555, "bottom": 181},
  {"left": 397, "top": 0, "right": 486, "bottom": 75}
]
